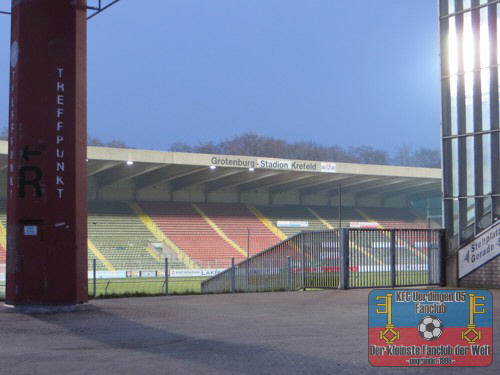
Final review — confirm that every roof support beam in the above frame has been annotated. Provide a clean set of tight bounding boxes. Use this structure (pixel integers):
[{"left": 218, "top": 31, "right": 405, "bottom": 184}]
[
  {"left": 206, "top": 170, "right": 279, "bottom": 192},
  {"left": 94, "top": 163, "right": 163, "bottom": 190},
  {"left": 133, "top": 165, "right": 205, "bottom": 191},
  {"left": 87, "top": 160, "right": 122, "bottom": 176},
  {"left": 379, "top": 180, "right": 439, "bottom": 202},
  {"left": 170, "top": 168, "right": 242, "bottom": 192}
]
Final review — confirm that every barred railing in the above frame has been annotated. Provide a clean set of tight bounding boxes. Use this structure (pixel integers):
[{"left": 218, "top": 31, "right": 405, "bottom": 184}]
[
  {"left": 0, "top": 228, "right": 444, "bottom": 300},
  {"left": 201, "top": 234, "right": 304, "bottom": 294},
  {"left": 346, "top": 229, "right": 443, "bottom": 288},
  {"left": 202, "top": 228, "right": 444, "bottom": 293}
]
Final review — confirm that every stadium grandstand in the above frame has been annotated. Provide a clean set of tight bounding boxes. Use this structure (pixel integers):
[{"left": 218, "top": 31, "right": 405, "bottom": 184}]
[{"left": 0, "top": 140, "right": 441, "bottom": 274}]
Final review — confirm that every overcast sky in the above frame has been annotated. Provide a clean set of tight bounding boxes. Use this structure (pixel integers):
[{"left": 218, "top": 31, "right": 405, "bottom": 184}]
[{"left": 0, "top": 0, "right": 441, "bottom": 154}]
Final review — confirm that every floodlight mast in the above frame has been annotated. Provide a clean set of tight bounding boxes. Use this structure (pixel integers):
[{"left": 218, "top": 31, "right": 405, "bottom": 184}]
[
  {"left": 6, "top": 0, "right": 88, "bottom": 305},
  {"left": 87, "top": 0, "right": 122, "bottom": 20},
  {"left": 0, "top": 1, "right": 122, "bottom": 19}
]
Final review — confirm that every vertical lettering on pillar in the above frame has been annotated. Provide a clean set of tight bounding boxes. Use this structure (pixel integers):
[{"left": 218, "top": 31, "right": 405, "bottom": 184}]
[
  {"left": 56, "top": 67, "right": 65, "bottom": 199},
  {"left": 8, "top": 41, "right": 19, "bottom": 200}
]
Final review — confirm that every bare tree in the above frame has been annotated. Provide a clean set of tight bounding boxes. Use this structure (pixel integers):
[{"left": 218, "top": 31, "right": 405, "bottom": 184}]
[
  {"left": 349, "top": 146, "right": 390, "bottom": 165},
  {"left": 219, "top": 133, "right": 288, "bottom": 157},
  {"left": 87, "top": 135, "right": 105, "bottom": 146},
  {"left": 170, "top": 142, "right": 193, "bottom": 152},
  {"left": 393, "top": 145, "right": 415, "bottom": 166},
  {"left": 194, "top": 141, "right": 222, "bottom": 154},
  {"left": 412, "top": 147, "right": 441, "bottom": 168},
  {"left": 166, "top": 133, "right": 438, "bottom": 167},
  {"left": 87, "top": 135, "right": 130, "bottom": 148}
]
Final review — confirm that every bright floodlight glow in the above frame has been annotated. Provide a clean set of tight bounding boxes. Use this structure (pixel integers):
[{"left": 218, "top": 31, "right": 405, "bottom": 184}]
[
  {"left": 480, "top": 9, "right": 490, "bottom": 69},
  {"left": 126, "top": 160, "right": 134, "bottom": 165},
  {"left": 249, "top": 167, "right": 255, "bottom": 172},
  {"left": 449, "top": 10, "right": 491, "bottom": 77},
  {"left": 210, "top": 165, "right": 216, "bottom": 169},
  {"left": 463, "top": 12, "right": 474, "bottom": 72}
]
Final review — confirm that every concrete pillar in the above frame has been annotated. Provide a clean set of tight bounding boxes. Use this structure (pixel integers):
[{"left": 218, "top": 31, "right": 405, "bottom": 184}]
[{"left": 6, "top": 0, "right": 88, "bottom": 305}]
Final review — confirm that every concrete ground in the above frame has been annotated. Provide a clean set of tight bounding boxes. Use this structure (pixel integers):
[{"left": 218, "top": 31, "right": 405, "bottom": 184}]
[{"left": 0, "top": 289, "right": 498, "bottom": 375}]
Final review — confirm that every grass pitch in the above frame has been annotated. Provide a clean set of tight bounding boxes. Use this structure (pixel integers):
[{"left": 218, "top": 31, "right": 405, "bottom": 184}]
[{"left": 89, "top": 276, "right": 208, "bottom": 298}]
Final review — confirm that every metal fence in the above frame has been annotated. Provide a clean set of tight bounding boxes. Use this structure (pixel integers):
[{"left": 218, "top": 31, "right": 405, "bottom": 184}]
[
  {"left": 0, "top": 228, "right": 444, "bottom": 300},
  {"left": 0, "top": 260, "right": 210, "bottom": 301},
  {"left": 201, "top": 234, "right": 304, "bottom": 294},
  {"left": 201, "top": 228, "right": 444, "bottom": 293},
  {"left": 87, "top": 259, "right": 214, "bottom": 298},
  {"left": 345, "top": 229, "right": 443, "bottom": 288}
]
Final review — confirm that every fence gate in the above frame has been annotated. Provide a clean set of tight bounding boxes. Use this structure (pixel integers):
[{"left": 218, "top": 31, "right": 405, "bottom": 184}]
[
  {"left": 201, "top": 228, "right": 444, "bottom": 294},
  {"left": 340, "top": 228, "right": 444, "bottom": 289}
]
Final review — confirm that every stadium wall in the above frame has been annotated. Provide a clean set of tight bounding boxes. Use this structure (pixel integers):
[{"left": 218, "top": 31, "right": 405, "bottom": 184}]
[
  {"left": 85, "top": 180, "right": 410, "bottom": 209},
  {"left": 459, "top": 257, "right": 500, "bottom": 289},
  {"left": 136, "top": 184, "right": 173, "bottom": 201},
  {"left": 208, "top": 189, "right": 240, "bottom": 203}
]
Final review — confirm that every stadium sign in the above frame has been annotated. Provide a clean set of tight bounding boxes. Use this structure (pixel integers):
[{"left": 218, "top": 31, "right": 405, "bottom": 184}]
[
  {"left": 210, "top": 156, "right": 256, "bottom": 169},
  {"left": 369, "top": 289, "right": 492, "bottom": 367},
  {"left": 458, "top": 220, "right": 500, "bottom": 278},
  {"left": 258, "top": 159, "right": 317, "bottom": 171},
  {"left": 208, "top": 155, "right": 336, "bottom": 173}
]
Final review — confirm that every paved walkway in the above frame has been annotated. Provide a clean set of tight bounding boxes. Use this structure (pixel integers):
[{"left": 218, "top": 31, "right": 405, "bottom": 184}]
[{"left": 0, "top": 289, "right": 498, "bottom": 374}]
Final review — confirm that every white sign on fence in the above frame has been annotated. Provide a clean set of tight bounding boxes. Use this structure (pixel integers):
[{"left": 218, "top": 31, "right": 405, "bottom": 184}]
[
  {"left": 458, "top": 221, "right": 500, "bottom": 278},
  {"left": 277, "top": 221, "right": 309, "bottom": 228},
  {"left": 349, "top": 221, "right": 380, "bottom": 228}
]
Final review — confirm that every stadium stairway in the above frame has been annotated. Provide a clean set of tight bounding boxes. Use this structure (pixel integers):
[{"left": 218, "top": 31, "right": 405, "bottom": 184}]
[
  {"left": 306, "top": 207, "right": 335, "bottom": 229},
  {"left": 88, "top": 239, "right": 116, "bottom": 271},
  {"left": 355, "top": 207, "right": 428, "bottom": 262},
  {"left": 253, "top": 205, "right": 329, "bottom": 237},
  {"left": 139, "top": 202, "right": 247, "bottom": 269},
  {"left": 195, "top": 203, "right": 282, "bottom": 257},
  {"left": 356, "top": 207, "right": 428, "bottom": 230},
  {"left": 245, "top": 204, "right": 287, "bottom": 240},
  {"left": 88, "top": 201, "right": 164, "bottom": 271},
  {"left": 129, "top": 202, "right": 198, "bottom": 269}
]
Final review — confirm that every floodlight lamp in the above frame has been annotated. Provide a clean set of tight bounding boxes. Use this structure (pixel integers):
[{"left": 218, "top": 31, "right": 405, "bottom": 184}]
[
  {"left": 249, "top": 168, "right": 255, "bottom": 172},
  {"left": 126, "top": 160, "right": 134, "bottom": 165},
  {"left": 210, "top": 165, "right": 216, "bottom": 170}
]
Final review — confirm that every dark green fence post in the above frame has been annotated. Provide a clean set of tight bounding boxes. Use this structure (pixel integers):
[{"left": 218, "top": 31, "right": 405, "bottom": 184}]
[
  {"left": 231, "top": 258, "right": 236, "bottom": 293},
  {"left": 339, "top": 228, "right": 349, "bottom": 289},
  {"left": 93, "top": 259, "right": 96, "bottom": 299},
  {"left": 439, "top": 230, "right": 446, "bottom": 286},
  {"left": 390, "top": 230, "right": 396, "bottom": 288},
  {"left": 287, "top": 256, "right": 292, "bottom": 291},
  {"left": 301, "top": 232, "right": 306, "bottom": 290},
  {"left": 165, "top": 257, "right": 169, "bottom": 296}
]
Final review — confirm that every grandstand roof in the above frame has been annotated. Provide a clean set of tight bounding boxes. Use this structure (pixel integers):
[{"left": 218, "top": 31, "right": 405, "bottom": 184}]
[{"left": 0, "top": 141, "right": 441, "bottom": 206}]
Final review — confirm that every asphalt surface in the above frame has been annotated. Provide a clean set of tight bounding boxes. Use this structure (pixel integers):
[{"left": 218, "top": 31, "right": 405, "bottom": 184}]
[{"left": 0, "top": 289, "right": 499, "bottom": 375}]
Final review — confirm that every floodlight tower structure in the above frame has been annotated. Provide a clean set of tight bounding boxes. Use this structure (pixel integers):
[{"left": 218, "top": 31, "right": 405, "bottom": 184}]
[{"left": 4, "top": 0, "right": 120, "bottom": 306}]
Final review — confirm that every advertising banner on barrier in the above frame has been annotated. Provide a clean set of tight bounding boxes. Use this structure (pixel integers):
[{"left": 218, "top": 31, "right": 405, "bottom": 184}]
[
  {"left": 368, "top": 289, "right": 492, "bottom": 367},
  {"left": 168, "top": 269, "right": 224, "bottom": 277},
  {"left": 86, "top": 269, "right": 225, "bottom": 279},
  {"left": 350, "top": 222, "right": 380, "bottom": 228},
  {"left": 87, "top": 271, "right": 127, "bottom": 279},
  {"left": 277, "top": 221, "right": 309, "bottom": 228}
]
